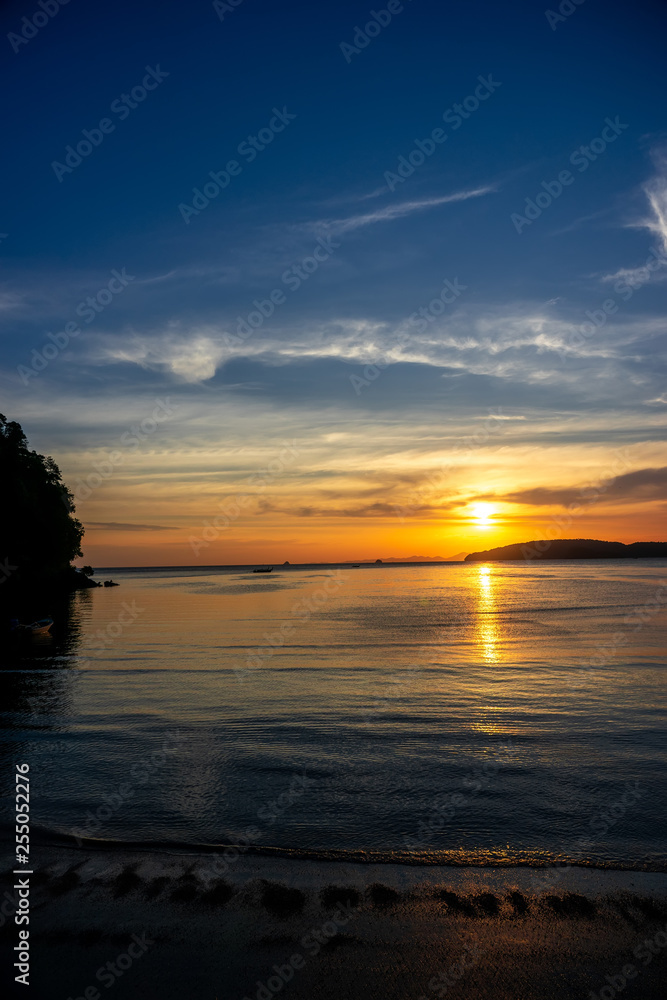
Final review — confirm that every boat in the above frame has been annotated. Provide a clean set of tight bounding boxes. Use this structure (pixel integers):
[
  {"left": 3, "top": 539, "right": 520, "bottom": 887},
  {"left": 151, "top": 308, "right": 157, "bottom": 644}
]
[
  {"left": 253, "top": 566, "right": 273, "bottom": 573},
  {"left": 103, "top": 580, "right": 119, "bottom": 587},
  {"left": 22, "top": 617, "right": 54, "bottom": 635}
]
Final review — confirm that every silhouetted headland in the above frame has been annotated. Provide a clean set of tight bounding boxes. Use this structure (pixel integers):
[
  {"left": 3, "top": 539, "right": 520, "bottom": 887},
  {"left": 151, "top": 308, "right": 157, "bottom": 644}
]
[
  {"left": 465, "top": 538, "right": 667, "bottom": 562},
  {"left": 0, "top": 413, "right": 95, "bottom": 613}
]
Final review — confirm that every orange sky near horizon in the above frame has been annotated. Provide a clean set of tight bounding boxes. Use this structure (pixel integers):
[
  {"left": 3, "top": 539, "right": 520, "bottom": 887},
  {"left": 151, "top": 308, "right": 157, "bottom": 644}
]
[
  {"left": 75, "top": 508, "right": 665, "bottom": 568},
  {"left": 59, "top": 412, "right": 665, "bottom": 567}
]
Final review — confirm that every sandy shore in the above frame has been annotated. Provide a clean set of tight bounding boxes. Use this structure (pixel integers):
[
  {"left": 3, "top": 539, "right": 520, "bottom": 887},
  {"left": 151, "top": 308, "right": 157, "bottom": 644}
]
[{"left": 2, "top": 846, "right": 667, "bottom": 1000}]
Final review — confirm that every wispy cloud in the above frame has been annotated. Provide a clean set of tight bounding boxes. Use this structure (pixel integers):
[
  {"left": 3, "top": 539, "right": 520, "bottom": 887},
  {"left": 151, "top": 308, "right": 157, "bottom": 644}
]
[
  {"left": 86, "top": 522, "right": 174, "bottom": 531},
  {"left": 319, "top": 187, "right": 496, "bottom": 235},
  {"left": 643, "top": 147, "right": 667, "bottom": 253},
  {"left": 0, "top": 291, "right": 26, "bottom": 314},
  {"left": 78, "top": 305, "right": 665, "bottom": 399},
  {"left": 599, "top": 150, "right": 667, "bottom": 286},
  {"left": 550, "top": 205, "right": 613, "bottom": 237},
  {"left": 600, "top": 255, "right": 667, "bottom": 288}
]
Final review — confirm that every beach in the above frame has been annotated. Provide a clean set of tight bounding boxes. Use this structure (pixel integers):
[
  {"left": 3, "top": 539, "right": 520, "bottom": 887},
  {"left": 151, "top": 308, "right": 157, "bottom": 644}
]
[{"left": 4, "top": 842, "right": 667, "bottom": 999}]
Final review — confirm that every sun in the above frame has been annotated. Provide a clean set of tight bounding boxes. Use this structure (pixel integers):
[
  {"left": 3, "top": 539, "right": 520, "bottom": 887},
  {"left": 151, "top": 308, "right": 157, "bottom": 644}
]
[{"left": 470, "top": 502, "right": 496, "bottom": 528}]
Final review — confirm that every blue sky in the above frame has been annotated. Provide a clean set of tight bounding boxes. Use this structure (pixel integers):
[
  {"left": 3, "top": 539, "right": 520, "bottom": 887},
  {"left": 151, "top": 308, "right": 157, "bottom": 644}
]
[{"left": 1, "top": 0, "right": 666, "bottom": 564}]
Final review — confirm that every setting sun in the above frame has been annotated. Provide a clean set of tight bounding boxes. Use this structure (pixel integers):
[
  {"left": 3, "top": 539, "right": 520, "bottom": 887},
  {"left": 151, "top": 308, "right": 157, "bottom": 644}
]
[{"left": 470, "top": 502, "right": 497, "bottom": 528}]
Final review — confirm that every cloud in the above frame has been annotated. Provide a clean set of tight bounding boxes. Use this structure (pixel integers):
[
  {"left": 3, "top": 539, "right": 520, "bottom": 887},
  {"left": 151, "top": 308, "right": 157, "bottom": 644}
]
[
  {"left": 600, "top": 251, "right": 667, "bottom": 288},
  {"left": 483, "top": 413, "right": 526, "bottom": 420},
  {"left": 643, "top": 147, "right": 667, "bottom": 253},
  {"left": 0, "top": 290, "right": 27, "bottom": 314},
  {"left": 601, "top": 262, "right": 665, "bottom": 285},
  {"left": 550, "top": 206, "right": 613, "bottom": 237},
  {"left": 255, "top": 500, "right": 408, "bottom": 518},
  {"left": 74, "top": 302, "right": 665, "bottom": 412},
  {"left": 598, "top": 149, "right": 667, "bottom": 287},
  {"left": 166, "top": 337, "right": 226, "bottom": 381},
  {"left": 644, "top": 392, "right": 667, "bottom": 406},
  {"left": 318, "top": 187, "right": 495, "bottom": 235},
  {"left": 499, "top": 466, "right": 667, "bottom": 508},
  {"left": 86, "top": 522, "right": 174, "bottom": 531},
  {"left": 95, "top": 329, "right": 227, "bottom": 382}
]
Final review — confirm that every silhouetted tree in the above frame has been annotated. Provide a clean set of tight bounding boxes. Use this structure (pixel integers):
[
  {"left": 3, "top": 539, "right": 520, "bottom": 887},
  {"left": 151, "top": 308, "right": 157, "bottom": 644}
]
[{"left": 0, "top": 413, "right": 84, "bottom": 583}]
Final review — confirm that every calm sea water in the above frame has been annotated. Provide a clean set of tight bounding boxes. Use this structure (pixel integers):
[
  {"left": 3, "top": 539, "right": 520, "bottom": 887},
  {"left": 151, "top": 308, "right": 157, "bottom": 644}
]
[{"left": 1, "top": 561, "right": 666, "bottom": 869}]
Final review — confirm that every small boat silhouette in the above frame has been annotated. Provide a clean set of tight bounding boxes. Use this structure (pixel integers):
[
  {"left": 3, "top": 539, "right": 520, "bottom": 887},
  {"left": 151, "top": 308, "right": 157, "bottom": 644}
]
[
  {"left": 252, "top": 566, "right": 273, "bottom": 573},
  {"left": 16, "top": 617, "right": 54, "bottom": 635}
]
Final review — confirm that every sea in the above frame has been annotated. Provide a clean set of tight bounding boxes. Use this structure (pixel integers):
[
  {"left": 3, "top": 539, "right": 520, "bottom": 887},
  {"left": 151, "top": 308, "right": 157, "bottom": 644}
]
[{"left": 1, "top": 561, "right": 666, "bottom": 870}]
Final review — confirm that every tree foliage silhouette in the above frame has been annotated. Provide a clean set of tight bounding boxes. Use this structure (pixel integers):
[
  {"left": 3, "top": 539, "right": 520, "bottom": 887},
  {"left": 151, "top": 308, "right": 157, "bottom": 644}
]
[{"left": 0, "top": 413, "right": 84, "bottom": 581}]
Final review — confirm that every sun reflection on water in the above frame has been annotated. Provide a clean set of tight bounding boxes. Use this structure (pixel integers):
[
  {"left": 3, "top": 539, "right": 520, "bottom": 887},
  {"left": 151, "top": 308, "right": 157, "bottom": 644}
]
[{"left": 476, "top": 564, "right": 500, "bottom": 663}]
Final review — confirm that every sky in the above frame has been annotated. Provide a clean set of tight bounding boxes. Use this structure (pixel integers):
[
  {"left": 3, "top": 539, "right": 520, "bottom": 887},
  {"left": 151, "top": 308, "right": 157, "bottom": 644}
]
[{"left": 1, "top": 0, "right": 666, "bottom": 566}]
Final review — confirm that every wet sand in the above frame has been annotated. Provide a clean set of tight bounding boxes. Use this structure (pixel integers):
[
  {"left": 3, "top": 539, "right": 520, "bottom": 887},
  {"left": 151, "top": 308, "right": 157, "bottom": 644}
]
[{"left": 2, "top": 846, "right": 667, "bottom": 999}]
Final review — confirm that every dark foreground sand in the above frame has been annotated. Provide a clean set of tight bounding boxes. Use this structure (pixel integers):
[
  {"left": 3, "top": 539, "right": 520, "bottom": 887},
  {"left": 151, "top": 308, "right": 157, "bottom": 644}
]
[{"left": 2, "top": 847, "right": 667, "bottom": 1000}]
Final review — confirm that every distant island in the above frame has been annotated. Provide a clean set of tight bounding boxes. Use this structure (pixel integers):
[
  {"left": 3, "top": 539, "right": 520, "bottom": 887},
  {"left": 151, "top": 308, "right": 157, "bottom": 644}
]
[
  {"left": 465, "top": 539, "right": 667, "bottom": 562},
  {"left": 383, "top": 553, "right": 468, "bottom": 562}
]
